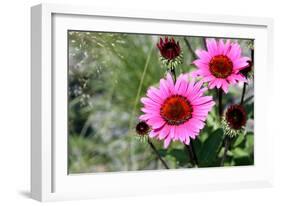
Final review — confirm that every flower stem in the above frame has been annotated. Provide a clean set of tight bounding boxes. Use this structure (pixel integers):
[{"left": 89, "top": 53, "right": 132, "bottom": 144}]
[
  {"left": 147, "top": 138, "right": 169, "bottom": 169},
  {"left": 218, "top": 88, "right": 223, "bottom": 118},
  {"left": 185, "top": 141, "right": 199, "bottom": 167},
  {"left": 202, "top": 38, "right": 207, "bottom": 50},
  {"left": 240, "top": 82, "right": 247, "bottom": 105},
  {"left": 170, "top": 67, "right": 177, "bottom": 82},
  {"left": 184, "top": 37, "right": 197, "bottom": 60},
  {"left": 190, "top": 140, "right": 199, "bottom": 166},
  {"left": 220, "top": 135, "right": 230, "bottom": 166}
]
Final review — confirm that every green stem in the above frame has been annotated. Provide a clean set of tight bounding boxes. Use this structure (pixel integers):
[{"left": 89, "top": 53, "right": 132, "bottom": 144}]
[
  {"left": 190, "top": 141, "right": 199, "bottom": 166},
  {"left": 148, "top": 138, "right": 169, "bottom": 169},
  {"left": 128, "top": 45, "right": 153, "bottom": 170},
  {"left": 218, "top": 88, "right": 223, "bottom": 118},
  {"left": 128, "top": 45, "right": 154, "bottom": 131},
  {"left": 243, "top": 95, "right": 254, "bottom": 105},
  {"left": 240, "top": 83, "right": 247, "bottom": 105},
  {"left": 185, "top": 142, "right": 198, "bottom": 167},
  {"left": 202, "top": 37, "right": 207, "bottom": 50},
  {"left": 240, "top": 43, "right": 254, "bottom": 105},
  {"left": 170, "top": 67, "right": 177, "bottom": 82},
  {"left": 221, "top": 135, "right": 230, "bottom": 166},
  {"left": 184, "top": 37, "right": 197, "bottom": 60}
]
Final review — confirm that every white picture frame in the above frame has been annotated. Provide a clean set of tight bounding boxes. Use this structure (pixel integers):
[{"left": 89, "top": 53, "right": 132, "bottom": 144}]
[{"left": 31, "top": 3, "right": 274, "bottom": 202}]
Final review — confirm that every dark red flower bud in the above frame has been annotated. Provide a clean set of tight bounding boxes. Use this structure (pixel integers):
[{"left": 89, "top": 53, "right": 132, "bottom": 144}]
[
  {"left": 136, "top": 121, "right": 150, "bottom": 136},
  {"left": 157, "top": 37, "right": 181, "bottom": 60},
  {"left": 225, "top": 104, "right": 247, "bottom": 130}
]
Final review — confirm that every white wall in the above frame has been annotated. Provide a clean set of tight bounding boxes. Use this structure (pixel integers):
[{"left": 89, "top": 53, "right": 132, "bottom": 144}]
[{"left": 0, "top": 0, "right": 280, "bottom": 205}]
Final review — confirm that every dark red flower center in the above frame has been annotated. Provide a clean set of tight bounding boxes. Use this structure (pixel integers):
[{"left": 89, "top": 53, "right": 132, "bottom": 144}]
[
  {"left": 136, "top": 121, "right": 150, "bottom": 136},
  {"left": 225, "top": 104, "right": 247, "bottom": 130},
  {"left": 160, "top": 95, "right": 192, "bottom": 125},
  {"left": 157, "top": 37, "right": 181, "bottom": 60},
  {"left": 209, "top": 55, "right": 233, "bottom": 78}
]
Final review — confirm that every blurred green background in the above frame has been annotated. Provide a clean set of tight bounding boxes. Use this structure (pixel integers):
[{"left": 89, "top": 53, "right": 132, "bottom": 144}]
[{"left": 68, "top": 31, "right": 254, "bottom": 173}]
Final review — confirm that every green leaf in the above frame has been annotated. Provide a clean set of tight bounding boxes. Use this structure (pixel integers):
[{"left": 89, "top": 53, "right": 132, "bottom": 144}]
[
  {"left": 233, "top": 133, "right": 245, "bottom": 147},
  {"left": 231, "top": 132, "right": 254, "bottom": 166},
  {"left": 218, "top": 148, "right": 233, "bottom": 157},
  {"left": 244, "top": 103, "right": 254, "bottom": 118},
  {"left": 245, "top": 132, "right": 254, "bottom": 154},
  {"left": 206, "top": 109, "right": 219, "bottom": 129},
  {"left": 233, "top": 156, "right": 253, "bottom": 165},
  {"left": 198, "top": 128, "right": 224, "bottom": 167},
  {"left": 232, "top": 148, "right": 248, "bottom": 158},
  {"left": 168, "top": 149, "right": 189, "bottom": 166}
]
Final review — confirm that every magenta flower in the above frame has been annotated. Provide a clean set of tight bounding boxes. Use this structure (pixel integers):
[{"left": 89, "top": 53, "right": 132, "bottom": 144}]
[
  {"left": 192, "top": 39, "right": 250, "bottom": 93},
  {"left": 139, "top": 73, "right": 215, "bottom": 148}
]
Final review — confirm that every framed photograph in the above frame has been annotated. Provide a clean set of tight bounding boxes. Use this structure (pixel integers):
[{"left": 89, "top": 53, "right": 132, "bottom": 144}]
[{"left": 31, "top": 3, "right": 274, "bottom": 201}]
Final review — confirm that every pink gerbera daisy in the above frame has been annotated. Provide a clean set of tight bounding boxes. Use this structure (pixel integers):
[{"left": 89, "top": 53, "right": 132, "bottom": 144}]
[
  {"left": 193, "top": 39, "right": 250, "bottom": 93},
  {"left": 139, "top": 73, "right": 215, "bottom": 148}
]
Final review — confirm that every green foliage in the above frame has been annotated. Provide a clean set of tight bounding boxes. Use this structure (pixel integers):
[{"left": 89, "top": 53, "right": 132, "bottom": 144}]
[{"left": 198, "top": 128, "right": 224, "bottom": 167}]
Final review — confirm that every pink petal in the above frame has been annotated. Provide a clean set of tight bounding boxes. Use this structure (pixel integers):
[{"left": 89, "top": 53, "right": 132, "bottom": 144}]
[
  {"left": 226, "top": 75, "right": 237, "bottom": 84},
  {"left": 160, "top": 79, "right": 170, "bottom": 97},
  {"left": 206, "top": 38, "right": 218, "bottom": 56},
  {"left": 215, "top": 79, "right": 223, "bottom": 88},
  {"left": 193, "top": 101, "right": 215, "bottom": 111},
  {"left": 221, "top": 82, "right": 229, "bottom": 93},
  {"left": 189, "top": 118, "right": 204, "bottom": 130},
  {"left": 149, "top": 130, "right": 158, "bottom": 138},
  {"left": 218, "top": 39, "right": 225, "bottom": 55},
  {"left": 233, "top": 57, "right": 251, "bottom": 70},
  {"left": 139, "top": 114, "right": 149, "bottom": 121},
  {"left": 141, "top": 97, "right": 160, "bottom": 107},
  {"left": 227, "top": 43, "right": 241, "bottom": 61},
  {"left": 208, "top": 79, "right": 217, "bottom": 89},
  {"left": 223, "top": 40, "right": 231, "bottom": 55},
  {"left": 158, "top": 125, "right": 170, "bottom": 140},
  {"left": 166, "top": 73, "right": 175, "bottom": 91},
  {"left": 141, "top": 106, "right": 157, "bottom": 112},
  {"left": 191, "top": 80, "right": 204, "bottom": 94},
  {"left": 178, "top": 80, "right": 188, "bottom": 96},
  {"left": 147, "top": 87, "right": 164, "bottom": 104},
  {"left": 195, "top": 49, "right": 211, "bottom": 63},
  {"left": 168, "top": 125, "right": 175, "bottom": 140},
  {"left": 193, "top": 59, "right": 209, "bottom": 70},
  {"left": 184, "top": 119, "right": 201, "bottom": 139},
  {"left": 144, "top": 103, "right": 160, "bottom": 111},
  {"left": 184, "top": 137, "right": 190, "bottom": 145},
  {"left": 230, "top": 74, "right": 247, "bottom": 83},
  {"left": 185, "top": 78, "right": 195, "bottom": 97},
  {"left": 192, "top": 114, "right": 208, "bottom": 121},
  {"left": 147, "top": 117, "right": 165, "bottom": 129},
  {"left": 190, "top": 70, "right": 200, "bottom": 78},
  {"left": 192, "top": 110, "right": 209, "bottom": 116},
  {"left": 191, "top": 96, "right": 213, "bottom": 106},
  {"left": 173, "top": 126, "right": 180, "bottom": 141},
  {"left": 177, "top": 125, "right": 188, "bottom": 141},
  {"left": 203, "top": 75, "right": 215, "bottom": 82},
  {"left": 175, "top": 75, "right": 184, "bottom": 91},
  {"left": 164, "top": 137, "right": 171, "bottom": 148}
]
